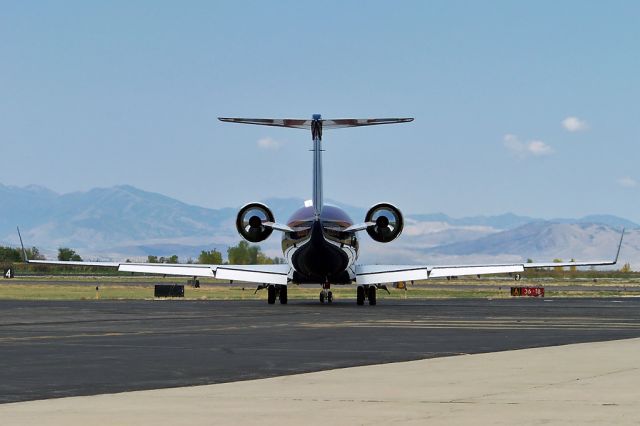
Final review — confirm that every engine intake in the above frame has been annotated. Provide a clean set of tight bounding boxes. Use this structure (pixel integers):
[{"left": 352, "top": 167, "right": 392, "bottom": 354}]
[
  {"left": 236, "top": 202, "right": 275, "bottom": 243},
  {"left": 365, "top": 203, "right": 404, "bottom": 243}
]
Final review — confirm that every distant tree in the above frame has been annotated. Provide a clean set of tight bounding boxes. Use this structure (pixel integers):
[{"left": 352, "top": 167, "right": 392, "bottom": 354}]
[
  {"left": 227, "top": 241, "right": 247, "bottom": 264},
  {"left": 198, "top": 249, "right": 222, "bottom": 265},
  {"left": 227, "top": 241, "right": 261, "bottom": 265},
  {"left": 227, "top": 241, "right": 259, "bottom": 265},
  {"left": 257, "top": 252, "right": 272, "bottom": 264},
  {"left": 256, "top": 253, "right": 286, "bottom": 265},
  {"left": 227, "top": 241, "right": 285, "bottom": 265},
  {"left": 58, "top": 248, "right": 82, "bottom": 262},
  {"left": 0, "top": 246, "right": 22, "bottom": 262},
  {"left": 553, "top": 258, "right": 563, "bottom": 273},
  {"left": 147, "top": 255, "right": 159, "bottom": 263},
  {"left": 526, "top": 258, "right": 533, "bottom": 264},
  {"left": 620, "top": 262, "right": 632, "bottom": 273},
  {"left": 166, "top": 255, "right": 179, "bottom": 264},
  {"left": 247, "top": 245, "right": 259, "bottom": 264},
  {"left": 569, "top": 258, "right": 577, "bottom": 273},
  {"left": 0, "top": 246, "right": 45, "bottom": 262},
  {"left": 26, "top": 247, "right": 45, "bottom": 261}
]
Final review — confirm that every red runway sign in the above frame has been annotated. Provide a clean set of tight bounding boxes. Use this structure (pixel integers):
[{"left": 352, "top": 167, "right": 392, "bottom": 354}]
[{"left": 511, "top": 287, "right": 544, "bottom": 297}]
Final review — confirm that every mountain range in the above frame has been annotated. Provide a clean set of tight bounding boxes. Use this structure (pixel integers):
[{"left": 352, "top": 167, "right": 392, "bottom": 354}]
[{"left": 1, "top": 183, "right": 638, "bottom": 269}]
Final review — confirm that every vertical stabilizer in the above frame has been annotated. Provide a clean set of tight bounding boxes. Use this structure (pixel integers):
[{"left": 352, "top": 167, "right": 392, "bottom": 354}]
[{"left": 311, "top": 114, "right": 323, "bottom": 219}]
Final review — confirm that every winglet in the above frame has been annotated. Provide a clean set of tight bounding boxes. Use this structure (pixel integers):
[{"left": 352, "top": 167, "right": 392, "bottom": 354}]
[
  {"left": 16, "top": 226, "right": 29, "bottom": 263},
  {"left": 614, "top": 228, "right": 625, "bottom": 264}
]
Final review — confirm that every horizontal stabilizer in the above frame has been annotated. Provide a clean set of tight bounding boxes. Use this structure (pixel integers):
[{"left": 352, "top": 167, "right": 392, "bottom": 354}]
[
  {"left": 219, "top": 118, "right": 311, "bottom": 129},
  {"left": 323, "top": 118, "right": 414, "bottom": 128},
  {"left": 218, "top": 117, "right": 413, "bottom": 130}
]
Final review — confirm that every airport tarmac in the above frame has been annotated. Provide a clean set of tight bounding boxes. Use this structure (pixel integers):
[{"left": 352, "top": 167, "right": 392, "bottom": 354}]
[
  {"left": 3, "top": 337, "right": 639, "bottom": 425},
  {"left": 1, "top": 298, "right": 640, "bottom": 405}
]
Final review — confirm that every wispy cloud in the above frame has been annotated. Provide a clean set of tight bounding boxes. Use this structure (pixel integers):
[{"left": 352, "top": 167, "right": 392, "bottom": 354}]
[
  {"left": 617, "top": 177, "right": 638, "bottom": 188},
  {"left": 503, "top": 134, "right": 553, "bottom": 157},
  {"left": 562, "top": 116, "right": 588, "bottom": 132},
  {"left": 257, "top": 137, "right": 283, "bottom": 150}
]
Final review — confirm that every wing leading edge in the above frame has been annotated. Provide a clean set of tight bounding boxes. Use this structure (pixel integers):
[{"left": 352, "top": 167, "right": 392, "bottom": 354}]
[{"left": 355, "top": 230, "right": 625, "bottom": 285}]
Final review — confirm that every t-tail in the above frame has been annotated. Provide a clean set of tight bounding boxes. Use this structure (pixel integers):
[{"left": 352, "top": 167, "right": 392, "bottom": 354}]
[
  {"left": 311, "top": 114, "right": 323, "bottom": 219},
  {"left": 218, "top": 115, "right": 414, "bottom": 219}
]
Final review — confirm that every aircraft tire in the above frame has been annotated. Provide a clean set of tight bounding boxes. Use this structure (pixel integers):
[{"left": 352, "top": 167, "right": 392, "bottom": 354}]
[
  {"left": 356, "top": 286, "right": 365, "bottom": 305},
  {"left": 279, "top": 286, "right": 288, "bottom": 304},
  {"left": 368, "top": 286, "right": 377, "bottom": 306},
  {"left": 319, "top": 291, "right": 325, "bottom": 304},
  {"left": 267, "top": 285, "right": 276, "bottom": 304}
]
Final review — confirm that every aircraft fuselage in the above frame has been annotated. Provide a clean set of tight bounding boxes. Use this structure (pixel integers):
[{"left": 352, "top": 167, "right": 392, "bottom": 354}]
[{"left": 282, "top": 205, "right": 357, "bottom": 284}]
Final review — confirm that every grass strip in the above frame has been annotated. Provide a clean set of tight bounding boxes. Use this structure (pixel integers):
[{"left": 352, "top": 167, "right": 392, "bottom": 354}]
[{"left": 1, "top": 283, "right": 639, "bottom": 301}]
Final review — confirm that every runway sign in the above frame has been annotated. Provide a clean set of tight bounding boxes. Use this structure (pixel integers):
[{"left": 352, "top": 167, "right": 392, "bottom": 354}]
[
  {"left": 3, "top": 268, "right": 14, "bottom": 279},
  {"left": 511, "top": 287, "right": 544, "bottom": 297}
]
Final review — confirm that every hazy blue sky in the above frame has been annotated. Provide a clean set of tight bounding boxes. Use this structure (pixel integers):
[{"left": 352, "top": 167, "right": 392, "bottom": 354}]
[{"left": 1, "top": 1, "right": 639, "bottom": 221}]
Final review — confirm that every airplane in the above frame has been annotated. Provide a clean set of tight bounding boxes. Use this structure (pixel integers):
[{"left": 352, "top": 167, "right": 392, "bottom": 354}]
[{"left": 18, "top": 114, "right": 625, "bottom": 305}]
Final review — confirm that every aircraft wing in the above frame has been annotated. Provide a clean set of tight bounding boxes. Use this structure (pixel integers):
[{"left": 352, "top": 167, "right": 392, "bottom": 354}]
[
  {"left": 355, "top": 230, "right": 625, "bottom": 284},
  {"left": 27, "top": 260, "right": 291, "bottom": 285},
  {"left": 356, "top": 263, "right": 523, "bottom": 284}
]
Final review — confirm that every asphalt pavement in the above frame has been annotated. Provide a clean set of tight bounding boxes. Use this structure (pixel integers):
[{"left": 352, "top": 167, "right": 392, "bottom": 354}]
[{"left": 1, "top": 298, "right": 640, "bottom": 403}]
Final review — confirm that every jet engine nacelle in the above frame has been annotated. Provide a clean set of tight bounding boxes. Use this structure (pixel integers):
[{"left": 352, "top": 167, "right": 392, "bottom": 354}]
[
  {"left": 236, "top": 202, "right": 275, "bottom": 243},
  {"left": 365, "top": 202, "right": 404, "bottom": 243}
]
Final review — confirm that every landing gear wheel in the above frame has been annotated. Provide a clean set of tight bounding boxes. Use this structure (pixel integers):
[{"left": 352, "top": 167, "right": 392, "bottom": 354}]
[
  {"left": 368, "top": 286, "right": 377, "bottom": 306},
  {"left": 356, "top": 286, "right": 365, "bottom": 305},
  {"left": 279, "top": 286, "right": 288, "bottom": 304},
  {"left": 327, "top": 291, "right": 333, "bottom": 304},
  {"left": 319, "top": 291, "right": 326, "bottom": 304},
  {"left": 267, "top": 285, "right": 276, "bottom": 304}
]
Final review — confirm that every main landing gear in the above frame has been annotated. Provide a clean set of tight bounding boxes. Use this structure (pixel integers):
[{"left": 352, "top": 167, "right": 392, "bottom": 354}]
[
  {"left": 356, "top": 285, "right": 376, "bottom": 305},
  {"left": 256, "top": 284, "right": 288, "bottom": 304},
  {"left": 319, "top": 283, "right": 333, "bottom": 304},
  {"left": 356, "top": 285, "right": 389, "bottom": 306}
]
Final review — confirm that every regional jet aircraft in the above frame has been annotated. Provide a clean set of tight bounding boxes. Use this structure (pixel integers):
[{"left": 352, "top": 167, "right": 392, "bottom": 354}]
[{"left": 19, "top": 114, "right": 624, "bottom": 305}]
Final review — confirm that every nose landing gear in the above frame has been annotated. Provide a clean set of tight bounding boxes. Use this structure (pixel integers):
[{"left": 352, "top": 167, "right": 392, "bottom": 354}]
[{"left": 319, "top": 283, "right": 333, "bottom": 304}]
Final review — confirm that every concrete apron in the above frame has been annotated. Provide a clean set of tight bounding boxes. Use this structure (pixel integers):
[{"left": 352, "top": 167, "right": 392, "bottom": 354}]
[{"left": 2, "top": 338, "right": 640, "bottom": 425}]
